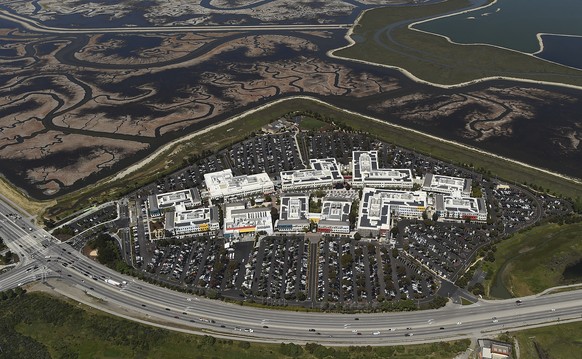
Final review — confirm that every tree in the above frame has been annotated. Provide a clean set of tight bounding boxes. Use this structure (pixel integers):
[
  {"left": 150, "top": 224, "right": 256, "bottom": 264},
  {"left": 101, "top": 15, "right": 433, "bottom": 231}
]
[
  {"left": 279, "top": 343, "right": 303, "bottom": 357},
  {"left": 341, "top": 253, "right": 353, "bottom": 269},
  {"left": 201, "top": 335, "right": 216, "bottom": 346},
  {"left": 353, "top": 232, "right": 362, "bottom": 241}
]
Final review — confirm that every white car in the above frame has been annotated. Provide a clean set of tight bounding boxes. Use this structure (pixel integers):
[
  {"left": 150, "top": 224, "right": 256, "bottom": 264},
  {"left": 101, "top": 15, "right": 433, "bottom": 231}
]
[
  {"left": 456, "top": 321, "right": 462, "bottom": 325},
  {"left": 373, "top": 331, "right": 381, "bottom": 335},
  {"left": 352, "top": 329, "right": 358, "bottom": 333},
  {"left": 492, "top": 317, "right": 498, "bottom": 323}
]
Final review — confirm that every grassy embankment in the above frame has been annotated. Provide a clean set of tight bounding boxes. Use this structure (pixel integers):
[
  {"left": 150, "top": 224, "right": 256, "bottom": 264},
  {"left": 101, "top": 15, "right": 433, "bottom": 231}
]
[
  {"left": 43, "top": 100, "right": 302, "bottom": 221},
  {"left": 507, "top": 321, "right": 582, "bottom": 359},
  {"left": 483, "top": 222, "right": 582, "bottom": 297},
  {"left": 0, "top": 291, "right": 469, "bottom": 359},
  {"left": 6, "top": 97, "right": 582, "bottom": 221},
  {"left": 0, "top": 177, "right": 56, "bottom": 221},
  {"left": 335, "top": 0, "right": 582, "bottom": 87}
]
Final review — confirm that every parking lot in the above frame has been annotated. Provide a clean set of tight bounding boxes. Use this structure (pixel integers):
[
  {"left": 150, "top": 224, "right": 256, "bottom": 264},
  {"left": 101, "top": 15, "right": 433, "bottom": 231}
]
[{"left": 70, "top": 129, "right": 578, "bottom": 310}]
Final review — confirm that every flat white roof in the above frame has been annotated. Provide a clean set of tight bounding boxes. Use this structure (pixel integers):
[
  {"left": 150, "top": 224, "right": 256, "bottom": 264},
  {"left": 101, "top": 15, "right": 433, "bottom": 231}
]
[
  {"left": 436, "top": 194, "right": 486, "bottom": 216},
  {"left": 423, "top": 173, "right": 471, "bottom": 195},
  {"left": 156, "top": 189, "right": 198, "bottom": 208},
  {"left": 279, "top": 194, "right": 309, "bottom": 221},
  {"left": 281, "top": 158, "right": 343, "bottom": 188},
  {"left": 204, "top": 169, "right": 273, "bottom": 198},
  {"left": 358, "top": 188, "right": 427, "bottom": 232},
  {"left": 353, "top": 151, "right": 413, "bottom": 187},
  {"left": 321, "top": 198, "right": 351, "bottom": 223}
]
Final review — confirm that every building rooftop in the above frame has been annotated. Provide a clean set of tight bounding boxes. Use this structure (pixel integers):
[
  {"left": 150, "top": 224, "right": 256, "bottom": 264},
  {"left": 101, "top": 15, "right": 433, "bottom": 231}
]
[
  {"left": 423, "top": 173, "right": 471, "bottom": 196},
  {"left": 156, "top": 188, "right": 200, "bottom": 209},
  {"left": 204, "top": 169, "right": 273, "bottom": 198},
  {"left": 352, "top": 151, "right": 413, "bottom": 188},
  {"left": 281, "top": 158, "right": 343, "bottom": 189},
  {"left": 279, "top": 194, "right": 309, "bottom": 221},
  {"left": 320, "top": 197, "right": 351, "bottom": 223}
]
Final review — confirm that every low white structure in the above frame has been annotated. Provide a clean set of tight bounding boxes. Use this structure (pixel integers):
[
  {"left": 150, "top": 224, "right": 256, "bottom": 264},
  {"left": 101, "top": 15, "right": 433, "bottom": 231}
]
[
  {"left": 276, "top": 193, "right": 310, "bottom": 232},
  {"left": 149, "top": 188, "right": 202, "bottom": 217},
  {"left": 318, "top": 197, "right": 352, "bottom": 234},
  {"left": 280, "top": 158, "right": 343, "bottom": 191},
  {"left": 165, "top": 204, "right": 220, "bottom": 237},
  {"left": 422, "top": 173, "right": 471, "bottom": 197},
  {"left": 223, "top": 203, "right": 273, "bottom": 238},
  {"left": 204, "top": 169, "right": 274, "bottom": 200},
  {"left": 435, "top": 194, "right": 487, "bottom": 223},
  {"left": 352, "top": 151, "right": 413, "bottom": 189},
  {"left": 357, "top": 188, "right": 427, "bottom": 236}
]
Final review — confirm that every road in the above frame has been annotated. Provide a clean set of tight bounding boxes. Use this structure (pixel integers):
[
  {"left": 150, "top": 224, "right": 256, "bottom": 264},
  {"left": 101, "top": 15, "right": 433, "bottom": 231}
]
[
  {"left": 0, "top": 9, "right": 350, "bottom": 34},
  {"left": 0, "top": 197, "right": 581, "bottom": 345}
]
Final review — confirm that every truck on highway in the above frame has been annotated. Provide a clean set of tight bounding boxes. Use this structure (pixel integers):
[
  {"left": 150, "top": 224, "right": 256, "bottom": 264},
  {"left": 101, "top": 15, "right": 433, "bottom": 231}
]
[{"left": 105, "top": 279, "right": 125, "bottom": 287}]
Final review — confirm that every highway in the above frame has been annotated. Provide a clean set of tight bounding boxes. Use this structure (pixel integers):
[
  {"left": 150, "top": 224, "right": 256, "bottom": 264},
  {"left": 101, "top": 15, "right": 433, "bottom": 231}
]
[{"left": 0, "top": 196, "right": 581, "bottom": 345}]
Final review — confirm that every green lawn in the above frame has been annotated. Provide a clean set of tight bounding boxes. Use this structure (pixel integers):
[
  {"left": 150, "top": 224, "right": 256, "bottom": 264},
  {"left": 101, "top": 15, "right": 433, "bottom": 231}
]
[
  {"left": 0, "top": 291, "right": 469, "bottom": 359},
  {"left": 484, "top": 222, "right": 582, "bottom": 297},
  {"left": 298, "top": 116, "right": 332, "bottom": 131},
  {"left": 510, "top": 321, "right": 582, "bottom": 359},
  {"left": 336, "top": 0, "right": 582, "bottom": 87}
]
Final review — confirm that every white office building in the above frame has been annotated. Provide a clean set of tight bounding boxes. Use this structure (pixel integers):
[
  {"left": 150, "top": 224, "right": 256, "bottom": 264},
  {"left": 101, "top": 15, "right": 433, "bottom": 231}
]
[
  {"left": 352, "top": 151, "right": 413, "bottom": 189},
  {"left": 165, "top": 204, "right": 220, "bottom": 237},
  {"left": 276, "top": 193, "right": 310, "bottom": 232},
  {"left": 357, "top": 188, "right": 427, "bottom": 236},
  {"left": 280, "top": 158, "right": 343, "bottom": 191},
  {"left": 204, "top": 169, "right": 274, "bottom": 200},
  {"left": 318, "top": 197, "right": 352, "bottom": 234},
  {"left": 223, "top": 203, "right": 274, "bottom": 238},
  {"left": 422, "top": 173, "right": 472, "bottom": 197},
  {"left": 435, "top": 194, "right": 487, "bottom": 223}
]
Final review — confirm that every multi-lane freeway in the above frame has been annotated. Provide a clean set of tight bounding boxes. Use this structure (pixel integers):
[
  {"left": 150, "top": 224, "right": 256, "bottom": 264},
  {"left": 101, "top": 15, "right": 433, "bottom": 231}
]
[{"left": 0, "top": 196, "right": 581, "bottom": 345}]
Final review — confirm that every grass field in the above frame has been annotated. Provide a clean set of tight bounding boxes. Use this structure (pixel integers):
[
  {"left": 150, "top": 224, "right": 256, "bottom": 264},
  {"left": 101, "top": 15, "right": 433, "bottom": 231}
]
[
  {"left": 336, "top": 0, "right": 582, "bottom": 87},
  {"left": 297, "top": 116, "right": 332, "bottom": 131},
  {"left": 484, "top": 222, "right": 582, "bottom": 297},
  {"left": 511, "top": 321, "right": 582, "bottom": 359},
  {"left": 0, "top": 291, "right": 470, "bottom": 359}
]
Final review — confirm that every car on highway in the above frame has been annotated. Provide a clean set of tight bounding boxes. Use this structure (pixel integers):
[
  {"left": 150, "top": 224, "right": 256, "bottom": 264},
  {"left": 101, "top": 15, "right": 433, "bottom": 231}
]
[
  {"left": 516, "top": 300, "right": 523, "bottom": 305},
  {"left": 373, "top": 331, "right": 381, "bottom": 335},
  {"left": 492, "top": 317, "right": 498, "bottom": 323},
  {"left": 405, "top": 333, "right": 413, "bottom": 337}
]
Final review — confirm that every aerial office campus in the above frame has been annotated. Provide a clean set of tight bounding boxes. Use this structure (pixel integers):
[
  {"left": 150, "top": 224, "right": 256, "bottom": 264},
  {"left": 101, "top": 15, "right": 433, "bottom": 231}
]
[
  {"left": 1, "top": 0, "right": 581, "bottom": 357},
  {"left": 147, "top": 150, "right": 484, "bottom": 240}
]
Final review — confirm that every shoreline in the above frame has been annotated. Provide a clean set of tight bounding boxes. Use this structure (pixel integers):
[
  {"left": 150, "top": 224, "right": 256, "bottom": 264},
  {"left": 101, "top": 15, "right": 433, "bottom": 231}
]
[
  {"left": 409, "top": 0, "right": 582, "bottom": 72},
  {"left": 108, "top": 95, "right": 582, "bottom": 189},
  {"left": 328, "top": 0, "right": 582, "bottom": 91}
]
